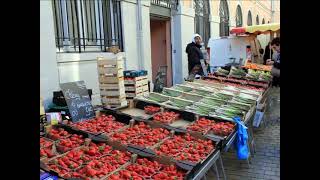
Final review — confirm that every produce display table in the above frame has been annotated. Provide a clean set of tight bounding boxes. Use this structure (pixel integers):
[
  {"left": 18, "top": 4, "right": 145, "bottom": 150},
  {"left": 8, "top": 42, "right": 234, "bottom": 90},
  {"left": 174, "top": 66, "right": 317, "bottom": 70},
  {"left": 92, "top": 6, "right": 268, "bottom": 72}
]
[
  {"left": 41, "top": 72, "right": 271, "bottom": 179},
  {"left": 192, "top": 150, "right": 226, "bottom": 180}
]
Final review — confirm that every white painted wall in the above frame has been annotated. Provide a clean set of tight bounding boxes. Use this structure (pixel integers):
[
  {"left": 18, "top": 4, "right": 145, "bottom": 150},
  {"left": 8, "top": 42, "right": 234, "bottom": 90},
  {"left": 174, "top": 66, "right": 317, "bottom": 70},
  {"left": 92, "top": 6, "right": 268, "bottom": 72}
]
[
  {"left": 56, "top": 53, "right": 121, "bottom": 106},
  {"left": 172, "top": 5, "right": 195, "bottom": 84},
  {"left": 121, "top": 1, "right": 139, "bottom": 71},
  {"left": 41, "top": 0, "right": 153, "bottom": 110},
  {"left": 120, "top": 0, "right": 153, "bottom": 86},
  {"left": 40, "top": 0, "right": 60, "bottom": 109}
]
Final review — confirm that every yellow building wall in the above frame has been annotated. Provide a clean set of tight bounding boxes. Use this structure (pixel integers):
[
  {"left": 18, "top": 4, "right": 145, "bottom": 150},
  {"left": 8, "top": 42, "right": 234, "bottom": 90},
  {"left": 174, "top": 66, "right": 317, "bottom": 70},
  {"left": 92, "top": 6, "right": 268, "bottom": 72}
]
[{"left": 206, "top": 0, "right": 277, "bottom": 26}]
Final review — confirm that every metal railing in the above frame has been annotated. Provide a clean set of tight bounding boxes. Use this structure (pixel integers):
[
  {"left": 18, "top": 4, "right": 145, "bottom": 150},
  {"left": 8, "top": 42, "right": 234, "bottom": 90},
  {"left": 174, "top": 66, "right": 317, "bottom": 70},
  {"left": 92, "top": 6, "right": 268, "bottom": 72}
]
[
  {"left": 151, "top": 0, "right": 178, "bottom": 10},
  {"left": 52, "top": 0, "right": 123, "bottom": 53}
]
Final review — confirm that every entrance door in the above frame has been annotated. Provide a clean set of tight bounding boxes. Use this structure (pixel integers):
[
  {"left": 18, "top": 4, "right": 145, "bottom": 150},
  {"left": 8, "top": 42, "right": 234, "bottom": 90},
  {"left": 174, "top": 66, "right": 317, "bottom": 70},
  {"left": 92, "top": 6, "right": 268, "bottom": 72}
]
[{"left": 150, "top": 19, "right": 172, "bottom": 87}]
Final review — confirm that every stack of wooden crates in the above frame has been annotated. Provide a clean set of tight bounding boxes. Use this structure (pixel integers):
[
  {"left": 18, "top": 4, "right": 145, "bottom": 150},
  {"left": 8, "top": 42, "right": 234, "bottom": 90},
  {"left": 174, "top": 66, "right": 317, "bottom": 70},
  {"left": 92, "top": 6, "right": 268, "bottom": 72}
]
[
  {"left": 124, "top": 71, "right": 149, "bottom": 101},
  {"left": 97, "top": 53, "right": 127, "bottom": 108}
]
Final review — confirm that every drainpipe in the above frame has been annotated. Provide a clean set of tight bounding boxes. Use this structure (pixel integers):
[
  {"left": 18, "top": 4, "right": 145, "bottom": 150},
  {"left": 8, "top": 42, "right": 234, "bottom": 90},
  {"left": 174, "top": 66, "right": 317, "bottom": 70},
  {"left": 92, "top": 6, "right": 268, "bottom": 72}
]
[
  {"left": 271, "top": 0, "right": 275, "bottom": 23},
  {"left": 137, "top": 0, "right": 144, "bottom": 70}
]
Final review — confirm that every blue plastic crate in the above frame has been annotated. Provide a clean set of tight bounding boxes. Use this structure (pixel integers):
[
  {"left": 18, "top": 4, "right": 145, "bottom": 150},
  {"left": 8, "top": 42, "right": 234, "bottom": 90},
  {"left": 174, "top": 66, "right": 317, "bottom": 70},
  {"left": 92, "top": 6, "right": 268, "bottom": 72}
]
[
  {"left": 124, "top": 70, "right": 139, "bottom": 77},
  {"left": 138, "top": 70, "right": 148, "bottom": 76}
]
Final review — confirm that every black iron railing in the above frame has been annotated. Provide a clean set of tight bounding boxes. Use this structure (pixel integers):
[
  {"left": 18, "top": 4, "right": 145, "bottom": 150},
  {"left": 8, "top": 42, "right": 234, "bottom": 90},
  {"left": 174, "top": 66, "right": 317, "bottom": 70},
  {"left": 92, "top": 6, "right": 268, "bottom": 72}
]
[
  {"left": 52, "top": 0, "right": 123, "bottom": 53},
  {"left": 151, "top": 0, "right": 178, "bottom": 10}
]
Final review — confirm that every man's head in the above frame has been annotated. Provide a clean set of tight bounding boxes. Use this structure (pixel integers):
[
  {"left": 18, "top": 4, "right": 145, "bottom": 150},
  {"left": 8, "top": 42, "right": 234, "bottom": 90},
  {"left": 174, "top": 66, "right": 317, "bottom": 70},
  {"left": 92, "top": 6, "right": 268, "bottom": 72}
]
[
  {"left": 192, "top": 34, "right": 202, "bottom": 45},
  {"left": 271, "top": 37, "right": 280, "bottom": 53}
]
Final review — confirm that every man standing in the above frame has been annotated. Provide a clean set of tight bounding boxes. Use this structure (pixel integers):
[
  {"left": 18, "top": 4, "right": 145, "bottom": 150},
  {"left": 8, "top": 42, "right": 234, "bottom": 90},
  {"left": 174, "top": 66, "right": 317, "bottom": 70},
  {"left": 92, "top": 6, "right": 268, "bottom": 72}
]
[
  {"left": 185, "top": 34, "right": 204, "bottom": 77},
  {"left": 267, "top": 37, "right": 280, "bottom": 87}
]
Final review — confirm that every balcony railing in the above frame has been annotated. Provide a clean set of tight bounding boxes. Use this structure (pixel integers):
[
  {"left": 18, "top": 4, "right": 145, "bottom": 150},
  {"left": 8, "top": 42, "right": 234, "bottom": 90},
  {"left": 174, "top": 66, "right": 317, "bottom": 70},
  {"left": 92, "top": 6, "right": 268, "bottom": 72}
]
[
  {"left": 52, "top": 0, "right": 123, "bottom": 53},
  {"left": 151, "top": 0, "right": 178, "bottom": 10}
]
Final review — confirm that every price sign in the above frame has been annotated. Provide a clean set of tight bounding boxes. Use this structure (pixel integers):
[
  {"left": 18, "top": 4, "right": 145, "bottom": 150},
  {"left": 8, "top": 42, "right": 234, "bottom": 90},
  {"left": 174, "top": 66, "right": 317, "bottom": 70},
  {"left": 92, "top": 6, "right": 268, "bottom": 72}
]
[{"left": 60, "top": 81, "right": 95, "bottom": 122}]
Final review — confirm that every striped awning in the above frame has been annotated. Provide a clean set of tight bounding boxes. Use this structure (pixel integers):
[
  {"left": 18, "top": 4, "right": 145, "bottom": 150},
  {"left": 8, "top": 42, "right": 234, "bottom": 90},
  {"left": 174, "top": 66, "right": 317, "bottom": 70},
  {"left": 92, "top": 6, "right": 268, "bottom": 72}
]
[{"left": 230, "top": 23, "right": 280, "bottom": 35}]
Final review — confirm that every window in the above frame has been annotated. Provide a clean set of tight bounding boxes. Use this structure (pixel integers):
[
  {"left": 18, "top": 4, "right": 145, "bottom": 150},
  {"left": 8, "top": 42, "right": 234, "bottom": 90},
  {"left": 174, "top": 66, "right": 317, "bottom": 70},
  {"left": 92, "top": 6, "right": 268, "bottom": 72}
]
[
  {"left": 256, "top": 15, "right": 259, "bottom": 25},
  {"left": 219, "top": 0, "right": 229, "bottom": 37},
  {"left": 262, "top": 18, "right": 265, "bottom": 24},
  {"left": 194, "top": 0, "right": 211, "bottom": 47},
  {"left": 52, "top": 0, "right": 123, "bottom": 53},
  {"left": 235, "top": 5, "right": 243, "bottom": 27},
  {"left": 247, "top": 10, "right": 252, "bottom": 26}
]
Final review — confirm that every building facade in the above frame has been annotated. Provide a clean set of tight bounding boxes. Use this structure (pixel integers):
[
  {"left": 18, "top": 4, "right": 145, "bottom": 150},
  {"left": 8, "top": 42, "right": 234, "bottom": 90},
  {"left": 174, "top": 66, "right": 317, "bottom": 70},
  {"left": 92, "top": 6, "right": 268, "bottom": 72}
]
[{"left": 40, "top": 0, "right": 280, "bottom": 108}]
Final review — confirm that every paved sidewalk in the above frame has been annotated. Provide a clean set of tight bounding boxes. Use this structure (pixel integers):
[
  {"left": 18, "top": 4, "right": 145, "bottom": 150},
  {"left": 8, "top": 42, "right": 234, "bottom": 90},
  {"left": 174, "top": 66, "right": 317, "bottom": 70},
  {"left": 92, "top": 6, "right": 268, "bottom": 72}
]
[{"left": 207, "top": 87, "right": 280, "bottom": 180}]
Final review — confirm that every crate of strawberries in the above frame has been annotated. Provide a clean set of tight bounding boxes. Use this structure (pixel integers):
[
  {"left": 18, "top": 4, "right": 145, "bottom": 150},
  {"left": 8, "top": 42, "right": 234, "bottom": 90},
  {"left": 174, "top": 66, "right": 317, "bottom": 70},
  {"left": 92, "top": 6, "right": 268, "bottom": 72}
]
[
  {"left": 109, "top": 121, "right": 171, "bottom": 151},
  {"left": 107, "top": 154, "right": 191, "bottom": 180},
  {"left": 144, "top": 105, "right": 161, "bottom": 115},
  {"left": 153, "top": 132, "right": 218, "bottom": 167},
  {"left": 40, "top": 137, "right": 57, "bottom": 161},
  {"left": 152, "top": 111, "right": 180, "bottom": 124},
  {"left": 186, "top": 117, "right": 236, "bottom": 140}
]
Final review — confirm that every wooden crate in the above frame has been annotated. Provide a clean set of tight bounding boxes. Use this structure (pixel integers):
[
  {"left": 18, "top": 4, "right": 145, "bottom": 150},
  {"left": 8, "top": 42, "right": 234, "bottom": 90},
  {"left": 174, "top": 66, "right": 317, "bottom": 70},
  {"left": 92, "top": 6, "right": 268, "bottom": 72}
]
[
  {"left": 97, "top": 54, "right": 124, "bottom": 69},
  {"left": 99, "top": 80, "right": 125, "bottom": 90},
  {"left": 99, "top": 76, "right": 124, "bottom": 84},
  {"left": 98, "top": 66, "right": 124, "bottom": 76},
  {"left": 125, "top": 84, "right": 149, "bottom": 92},
  {"left": 124, "top": 76, "right": 148, "bottom": 87},
  {"left": 100, "top": 89, "right": 125, "bottom": 97},
  {"left": 101, "top": 95, "right": 126, "bottom": 104},
  {"left": 126, "top": 90, "right": 149, "bottom": 98},
  {"left": 102, "top": 101, "right": 128, "bottom": 108}
]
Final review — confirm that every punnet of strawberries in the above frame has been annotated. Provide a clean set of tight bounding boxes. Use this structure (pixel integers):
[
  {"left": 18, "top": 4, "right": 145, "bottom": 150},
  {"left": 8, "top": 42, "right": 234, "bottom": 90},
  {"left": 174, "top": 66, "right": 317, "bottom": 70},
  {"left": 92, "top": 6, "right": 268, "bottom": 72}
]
[
  {"left": 153, "top": 111, "right": 180, "bottom": 124},
  {"left": 40, "top": 147, "right": 56, "bottom": 159},
  {"left": 47, "top": 128, "right": 71, "bottom": 140},
  {"left": 56, "top": 134, "right": 85, "bottom": 153},
  {"left": 111, "top": 122, "right": 170, "bottom": 148},
  {"left": 71, "top": 115, "right": 126, "bottom": 135},
  {"left": 155, "top": 133, "right": 215, "bottom": 164},
  {"left": 40, "top": 137, "right": 54, "bottom": 148},
  {"left": 186, "top": 118, "right": 212, "bottom": 133},
  {"left": 187, "top": 118, "right": 235, "bottom": 137},
  {"left": 108, "top": 158, "right": 186, "bottom": 180},
  {"left": 144, "top": 105, "right": 161, "bottom": 115},
  {"left": 77, "top": 150, "right": 131, "bottom": 179}
]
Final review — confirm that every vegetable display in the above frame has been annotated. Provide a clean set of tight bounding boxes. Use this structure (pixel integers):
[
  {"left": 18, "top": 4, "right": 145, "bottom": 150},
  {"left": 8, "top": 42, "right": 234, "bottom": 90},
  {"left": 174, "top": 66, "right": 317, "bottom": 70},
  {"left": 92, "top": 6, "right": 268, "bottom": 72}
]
[
  {"left": 215, "top": 67, "right": 230, "bottom": 76},
  {"left": 165, "top": 98, "right": 193, "bottom": 109},
  {"left": 162, "top": 88, "right": 183, "bottom": 97},
  {"left": 229, "top": 66, "right": 247, "bottom": 77}
]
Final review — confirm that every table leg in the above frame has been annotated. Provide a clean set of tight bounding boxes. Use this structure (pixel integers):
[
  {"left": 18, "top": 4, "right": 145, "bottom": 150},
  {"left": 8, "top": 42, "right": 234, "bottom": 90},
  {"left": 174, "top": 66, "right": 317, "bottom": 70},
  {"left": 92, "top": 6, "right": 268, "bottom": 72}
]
[
  {"left": 213, "top": 162, "right": 220, "bottom": 180},
  {"left": 219, "top": 155, "right": 227, "bottom": 180}
]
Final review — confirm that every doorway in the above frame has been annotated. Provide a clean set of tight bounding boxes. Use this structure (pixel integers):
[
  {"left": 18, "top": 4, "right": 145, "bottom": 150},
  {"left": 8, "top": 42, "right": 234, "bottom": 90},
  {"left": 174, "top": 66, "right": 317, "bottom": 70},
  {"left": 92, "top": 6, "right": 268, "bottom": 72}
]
[{"left": 150, "top": 18, "right": 172, "bottom": 87}]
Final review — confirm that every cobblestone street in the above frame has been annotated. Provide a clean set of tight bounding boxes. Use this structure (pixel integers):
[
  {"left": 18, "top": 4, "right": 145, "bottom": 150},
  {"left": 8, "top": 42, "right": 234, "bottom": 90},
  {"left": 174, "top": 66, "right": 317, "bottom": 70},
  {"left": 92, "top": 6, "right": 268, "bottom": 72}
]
[{"left": 207, "top": 87, "right": 280, "bottom": 180}]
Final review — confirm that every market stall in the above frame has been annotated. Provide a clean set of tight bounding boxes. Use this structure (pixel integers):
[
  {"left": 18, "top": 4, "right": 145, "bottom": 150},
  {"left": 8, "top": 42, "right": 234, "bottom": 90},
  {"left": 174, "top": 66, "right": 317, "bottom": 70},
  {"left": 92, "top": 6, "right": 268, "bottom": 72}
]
[
  {"left": 40, "top": 51, "right": 271, "bottom": 179},
  {"left": 230, "top": 23, "right": 280, "bottom": 64}
]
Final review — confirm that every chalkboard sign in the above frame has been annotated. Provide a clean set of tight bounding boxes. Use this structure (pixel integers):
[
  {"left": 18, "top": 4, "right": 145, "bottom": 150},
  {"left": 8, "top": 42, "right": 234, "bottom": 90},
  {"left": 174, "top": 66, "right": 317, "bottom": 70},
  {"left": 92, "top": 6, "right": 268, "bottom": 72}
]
[{"left": 60, "top": 81, "right": 95, "bottom": 122}]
